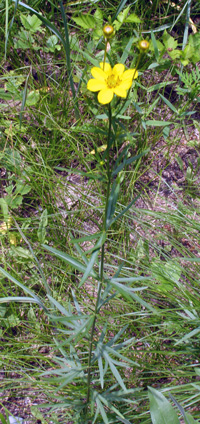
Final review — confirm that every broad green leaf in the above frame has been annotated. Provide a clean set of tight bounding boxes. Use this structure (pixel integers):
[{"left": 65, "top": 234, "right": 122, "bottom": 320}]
[
  {"left": 13, "top": 1, "right": 66, "bottom": 47},
  {"left": 148, "top": 387, "right": 180, "bottom": 424},
  {"left": 46, "top": 35, "right": 61, "bottom": 52},
  {"left": 20, "top": 13, "right": 43, "bottom": 32},
  {"left": 10, "top": 246, "right": 33, "bottom": 260},
  {"left": 94, "top": 8, "right": 103, "bottom": 25},
  {"left": 162, "top": 30, "right": 178, "bottom": 50},
  {"left": 125, "top": 13, "right": 142, "bottom": 23},
  {"left": 15, "top": 182, "right": 31, "bottom": 196},
  {"left": 26, "top": 90, "right": 40, "bottom": 106},
  {"left": 72, "top": 14, "right": 96, "bottom": 30},
  {"left": 117, "top": 6, "right": 130, "bottom": 23},
  {"left": 184, "top": 412, "right": 199, "bottom": 424}
]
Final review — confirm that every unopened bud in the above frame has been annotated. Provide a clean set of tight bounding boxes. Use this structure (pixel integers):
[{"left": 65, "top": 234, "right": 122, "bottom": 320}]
[
  {"left": 138, "top": 40, "right": 150, "bottom": 52},
  {"left": 103, "top": 24, "right": 114, "bottom": 40}
]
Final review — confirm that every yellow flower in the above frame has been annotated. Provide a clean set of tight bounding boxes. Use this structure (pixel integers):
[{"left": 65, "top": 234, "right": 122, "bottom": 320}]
[
  {"left": 87, "top": 62, "right": 138, "bottom": 105},
  {"left": 90, "top": 144, "right": 107, "bottom": 155}
]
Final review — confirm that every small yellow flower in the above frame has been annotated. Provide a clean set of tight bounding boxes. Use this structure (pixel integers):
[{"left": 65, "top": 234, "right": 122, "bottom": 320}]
[
  {"left": 87, "top": 62, "right": 138, "bottom": 105},
  {"left": 90, "top": 144, "right": 107, "bottom": 155}
]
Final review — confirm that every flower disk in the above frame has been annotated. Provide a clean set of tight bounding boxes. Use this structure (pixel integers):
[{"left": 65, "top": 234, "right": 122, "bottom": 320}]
[{"left": 87, "top": 63, "right": 138, "bottom": 105}]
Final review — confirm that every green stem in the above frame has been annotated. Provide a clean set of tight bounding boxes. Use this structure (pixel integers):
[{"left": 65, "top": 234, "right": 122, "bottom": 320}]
[{"left": 85, "top": 105, "right": 112, "bottom": 415}]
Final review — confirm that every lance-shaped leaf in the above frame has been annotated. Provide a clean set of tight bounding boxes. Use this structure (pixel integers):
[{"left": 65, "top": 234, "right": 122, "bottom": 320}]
[
  {"left": 148, "top": 387, "right": 180, "bottom": 424},
  {"left": 0, "top": 267, "right": 48, "bottom": 312},
  {"left": 42, "top": 244, "right": 96, "bottom": 277},
  {"left": 78, "top": 232, "right": 106, "bottom": 287}
]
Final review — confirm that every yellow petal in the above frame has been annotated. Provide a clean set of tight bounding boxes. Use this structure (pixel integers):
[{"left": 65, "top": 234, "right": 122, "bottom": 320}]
[
  {"left": 100, "top": 62, "right": 111, "bottom": 74},
  {"left": 87, "top": 79, "right": 107, "bottom": 92},
  {"left": 122, "top": 69, "right": 138, "bottom": 80},
  {"left": 98, "top": 89, "right": 114, "bottom": 104},
  {"left": 118, "top": 79, "right": 132, "bottom": 90},
  {"left": 112, "top": 64, "right": 125, "bottom": 76},
  {"left": 91, "top": 67, "right": 107, "bottom": 81},
  {"left": 113, "top": 87, "right": 127, "bottom": 98}
]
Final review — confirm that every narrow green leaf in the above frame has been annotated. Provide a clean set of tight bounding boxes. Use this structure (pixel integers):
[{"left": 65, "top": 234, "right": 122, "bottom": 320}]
[
  {"left": 174, "top": 327, "right": 200, "bottom": 345},
  {"left": 70, "top": 232, "right": 102, "bottom": 244},
  {"left": 145, "top": 120, "right": 173, "bottom": 127},
  {"left": 148, "top": 387, "right": 180, "bottom": 424},
  {"left": 98, "top": 355, "right": 104, "bottom": 389},
  {"left": 110, "top": 196, "right": 139, "bottom": 226},
  {"left": 110, "top": 280, "right": 156, "bottom": 313},
  {"left": 0, "top": 413, "right": 8, "bottom": 424},
  {"left": 121, "top": 36, "right": 135, "bottom": 64},
  {"left": 151, "top": 30, "right": 159, "bottom": 61},
  {"left": 113, "top": 0, "right": 129, "bottom": 22},
  {"left": 79, "top": 233, "right": 106, "bottom": 287},
  {"left": 106, "top": 180, "right": 121, "bottom": 229},
  {"left": 42, "top": 244, "right": 96, "bottom": 276},
  {"left": 169, "top": 393, "right": 199, "bottom": 424},
  {"left": 0, "top": 267, "right": 46, "bottom": 309},
  {"left": 159, "top": 93, "right": 178, "bottom": 114},
  {"left": 94, "top": 396, "right": 109, "bottom": 424},
  {"left": 147, "top": 81, "right": 175, "bottom": 93},
  {"left": 0, "top": 296, "right": 44, "bottom": 308},
  {"left": 37, "top": 209, "right": 48, "bottom": 244},
  {"left": 0, "top": 198, "right": 9, "bottom": 220}
]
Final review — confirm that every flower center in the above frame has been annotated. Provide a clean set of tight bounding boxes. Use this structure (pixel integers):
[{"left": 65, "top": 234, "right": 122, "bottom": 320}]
[{"left": 106, "top": 74, "right": 120, "bottom": 89}]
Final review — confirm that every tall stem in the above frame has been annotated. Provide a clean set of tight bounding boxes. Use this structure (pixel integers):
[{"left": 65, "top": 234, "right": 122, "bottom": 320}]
[{"left": 85, "top": 105, "right": 112, "bottom": 414}]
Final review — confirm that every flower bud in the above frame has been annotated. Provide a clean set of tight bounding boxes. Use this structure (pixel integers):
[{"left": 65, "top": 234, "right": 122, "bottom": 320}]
[
  {"left": 103, "top": 24, "right": 114, "bottom": 40},
  {"left": 138, "top": 40, "right": 150, "bottom": 52}
]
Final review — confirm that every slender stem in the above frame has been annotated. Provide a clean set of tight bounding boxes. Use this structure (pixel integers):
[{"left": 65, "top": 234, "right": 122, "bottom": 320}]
[{"left": 85, "top": 105, "right": 113, "bottom": 414}]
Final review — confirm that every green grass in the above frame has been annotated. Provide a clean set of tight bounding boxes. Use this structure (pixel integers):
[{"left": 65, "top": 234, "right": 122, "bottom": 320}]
[{"left": 0, "top": 0, "right": 200, "bottom": 422}]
